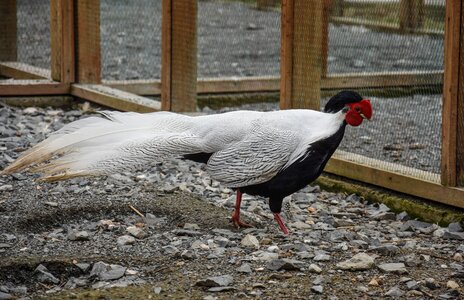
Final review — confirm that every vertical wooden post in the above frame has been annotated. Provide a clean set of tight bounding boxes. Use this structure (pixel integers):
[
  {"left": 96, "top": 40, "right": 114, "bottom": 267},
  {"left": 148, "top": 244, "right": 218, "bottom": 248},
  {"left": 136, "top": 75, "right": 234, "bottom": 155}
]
[
  {"left": 321, "top": 0, "right": 331, "bottom": 77},
  {"left": 161, "top": 0, "right": 197, "bottom": 112},
  {"left": 442, "top": 0, "right": 463, "bottom": 187},
  {"left": 400, "top": 0, "right": 424, "bottom": 32},
  {"left": 75, "top": 0, "right": 101, "bottom": 83},
  {"left": 51, "top": 0, "right": 75, "bottom": 83},
  {"left": 280, "top": 0, "right": 323, "bottom": 110},
  {"left": 0, "top": 0, "right": 17, "bottom": 62},
  {"left": 458, "top": 1, "right": 464, "bottom": 186}
]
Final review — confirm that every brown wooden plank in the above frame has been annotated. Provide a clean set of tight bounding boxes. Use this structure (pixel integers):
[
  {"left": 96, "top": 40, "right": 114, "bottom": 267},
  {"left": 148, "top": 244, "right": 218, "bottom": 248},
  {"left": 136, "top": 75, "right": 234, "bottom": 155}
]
[
  {"left": 325, "top": 151, "right": 464, "bottom": 209},
  {"left": 442, "top": 0, "right": 462, "bottom": 187},
  {"left": 161, "top": 0, "right": 197, "bottom": 112},
  {"left": 0, "top": 62, "right": 50, "bottom": 79},
  {"left": 281, "top": 0, "right": 323, "bottom": 110},
  {"left": 0, "top": 0, "right": 17, "bottom": 61},
  {"left": 71, "top": 84, "right": 160, "bottom": 112},
  {"left": 50, "top": 0, "right": 75, "bottom": 83},
  {"left": 75, "top": 0, "right": 100, "bottom": 83},
  {"left": 103, "top": 71, "right": 443, "bottom": 96},
  {"left": 279, "top": 0, "right": 293, "bottom": 109},
  {"left": 400, "top": 0, "right": 424, "bottom": 32},
  {"left": 458, "top": 0, "right": 464, "bottom": 186},
  {"left": 0, "top": 80, "right": 69, "bottom": 95},
  {"left": 321, "top": 0, "right": 331, "bottom": 77}
]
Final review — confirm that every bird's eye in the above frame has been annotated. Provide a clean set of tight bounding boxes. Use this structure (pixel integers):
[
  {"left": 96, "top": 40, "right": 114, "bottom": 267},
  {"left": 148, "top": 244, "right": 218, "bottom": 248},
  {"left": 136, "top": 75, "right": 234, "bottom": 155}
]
[{"left": 355, "top": 106, "right": 361, "bottom": 112}]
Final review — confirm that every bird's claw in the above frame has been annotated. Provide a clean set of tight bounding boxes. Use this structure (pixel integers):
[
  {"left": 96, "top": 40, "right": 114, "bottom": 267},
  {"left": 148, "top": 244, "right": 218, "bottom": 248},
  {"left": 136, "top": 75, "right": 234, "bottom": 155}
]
[{"left": 230, "top": 213, "right": 253, "bottom": 229}]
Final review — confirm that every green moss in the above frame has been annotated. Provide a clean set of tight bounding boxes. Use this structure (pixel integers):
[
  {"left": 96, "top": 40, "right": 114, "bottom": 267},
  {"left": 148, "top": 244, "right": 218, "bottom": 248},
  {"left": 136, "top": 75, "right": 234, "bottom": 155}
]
[{"left": 316, "top": 175, "right": 464, "bottom": 226}]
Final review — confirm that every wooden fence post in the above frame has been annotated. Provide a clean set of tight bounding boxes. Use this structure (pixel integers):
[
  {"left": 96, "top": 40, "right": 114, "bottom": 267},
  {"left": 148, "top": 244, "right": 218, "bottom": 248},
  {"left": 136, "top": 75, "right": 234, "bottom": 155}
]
[
  {"left": 442, "top": 0, "right": 463, "bottom": 187},
  {"left": 161, "top": 0, "right": 197, "bottom": 112},
  {"left": 0, "top": 0, "right": 17, "bottom": 62},
  {"left": 400, "top": 0, "right": 424, "bottom": 32},
  {"left": 75, "top": 0, "right": 100, "bottom": 83},
  {"left": 322, "top": 0, "right": 331, "bottom": 77},
  {"left": 51, "top": 0, "right": 75, "bottom": 83},
  {"left": 280, "top": 0, "right": 323, "bottom": 110}
]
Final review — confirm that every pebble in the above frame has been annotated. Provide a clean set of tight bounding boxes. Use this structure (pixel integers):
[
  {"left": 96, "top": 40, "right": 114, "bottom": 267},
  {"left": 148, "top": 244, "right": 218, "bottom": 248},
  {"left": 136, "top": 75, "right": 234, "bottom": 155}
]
[
  {"left": 236, "top": 263, "right": 252, "bottom": 274},
  {"left": 266, "top": 259, "right": 304, "bottom": 271},
  {"left": 195, "top": 275, "right": 234, "bottom": 287},
  {"left": 126, "top": 226, "right": 147, "bottom": 239},
  {"left": 0, "top": 292, "right": 12, "bottom": 300},
  {"left": 308, "top": 264, "right": 323, "bottom": 273},
  {"left": 67, "top": 230, "right": 90, "bottom": 241},
  {"left": 35, "top": 264, "right": 60, "bottom": 284},
  {"left": 311, "top": 285, "right": 323, "bottom": 294},
  {"left": 378, "top": 263, "right": 408, "bottom": 274},
  {"left": 384, "top": 286, "right": 404, "bottom": 297},
  {"left": 336, "top": 253, "right": 375, "bottom": 271},
  {"left": 117, "top": 235, "right": 136, "bottom": 246},
  {"left": 447, "top": 280, "right": 460, "bottom": 289},
  {"left": 241, "top": 234, "right": 260, "bottom": 249}
]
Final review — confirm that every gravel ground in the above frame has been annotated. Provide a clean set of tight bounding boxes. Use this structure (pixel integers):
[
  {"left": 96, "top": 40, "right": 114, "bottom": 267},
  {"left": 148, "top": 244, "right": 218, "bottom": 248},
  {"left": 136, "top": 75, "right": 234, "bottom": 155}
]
[{"left": 1, "top": 104, "right": 463, "bottom": 299}]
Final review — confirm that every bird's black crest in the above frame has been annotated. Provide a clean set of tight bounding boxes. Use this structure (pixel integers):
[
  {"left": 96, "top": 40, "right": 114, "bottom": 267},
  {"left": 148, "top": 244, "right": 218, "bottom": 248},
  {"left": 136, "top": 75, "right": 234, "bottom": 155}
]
[{"left": 324, "top": 90, "right": 363, "bottom": 113}]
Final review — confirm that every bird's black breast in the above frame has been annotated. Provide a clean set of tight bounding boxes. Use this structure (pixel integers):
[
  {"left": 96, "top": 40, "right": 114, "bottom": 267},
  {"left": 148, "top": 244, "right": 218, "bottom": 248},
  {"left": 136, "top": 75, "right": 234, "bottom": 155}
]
[{"left": 241, "top": 125, "right": 346, "bottom": 203}]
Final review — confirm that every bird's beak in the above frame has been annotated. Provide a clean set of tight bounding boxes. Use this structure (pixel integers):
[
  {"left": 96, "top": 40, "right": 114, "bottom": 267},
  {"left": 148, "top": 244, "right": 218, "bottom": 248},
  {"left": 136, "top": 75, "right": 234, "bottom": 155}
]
[{"left": 360, "top": 113, "right": 371, "bottom": 121}]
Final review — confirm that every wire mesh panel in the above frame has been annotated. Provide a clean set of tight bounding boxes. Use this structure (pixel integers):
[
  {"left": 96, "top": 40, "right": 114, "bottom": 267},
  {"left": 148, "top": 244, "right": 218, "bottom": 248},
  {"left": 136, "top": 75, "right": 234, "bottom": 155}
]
[
  {"left": 100, "top": 0, "right": 162, "bottom": 81},
  {"left": 17, "top": 0, "right": 51, "bottom": 70},
  {"left": 197, "top": 0, "right": 280, "bottom": 78},
  {"left": 326, "top": 0, "right": 445, "bottom": 179}
]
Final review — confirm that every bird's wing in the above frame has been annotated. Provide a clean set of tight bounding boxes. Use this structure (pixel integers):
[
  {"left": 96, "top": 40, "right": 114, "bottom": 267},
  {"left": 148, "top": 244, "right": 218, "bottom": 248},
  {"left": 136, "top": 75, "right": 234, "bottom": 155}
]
[{"left": 206, "top": 122, "right": 301, "bottom": 188}]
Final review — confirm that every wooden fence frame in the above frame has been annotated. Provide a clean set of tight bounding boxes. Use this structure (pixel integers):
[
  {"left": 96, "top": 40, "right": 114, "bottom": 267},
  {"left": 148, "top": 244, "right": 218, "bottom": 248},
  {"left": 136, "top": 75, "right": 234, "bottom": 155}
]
[{"left": 0, "top": 0, "right": 463, "bottom": 207}]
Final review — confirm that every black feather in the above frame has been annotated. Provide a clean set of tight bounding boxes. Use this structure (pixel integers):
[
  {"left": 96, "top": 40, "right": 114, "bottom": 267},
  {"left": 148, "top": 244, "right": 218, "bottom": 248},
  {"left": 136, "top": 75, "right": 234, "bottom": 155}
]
[{"left": 324, "top": 90, "right": 363, "bottom": 113}]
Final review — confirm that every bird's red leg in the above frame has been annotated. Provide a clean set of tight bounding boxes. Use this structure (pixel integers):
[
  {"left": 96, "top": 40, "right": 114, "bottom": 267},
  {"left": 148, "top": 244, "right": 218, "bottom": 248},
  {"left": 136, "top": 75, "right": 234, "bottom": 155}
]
[
  {"left": 231, "top": 190, "right": 252, "bottom": 229},
  {"left": 273, "top": 213, "right": 289, "bottom": 235}
]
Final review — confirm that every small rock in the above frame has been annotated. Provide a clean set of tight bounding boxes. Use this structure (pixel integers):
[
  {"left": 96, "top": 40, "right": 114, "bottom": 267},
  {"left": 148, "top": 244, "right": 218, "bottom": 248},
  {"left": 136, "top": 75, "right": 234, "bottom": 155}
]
[
  {"left": 67, "top": 230, "right": 90, "bottom": 241},
  {"left": 385, "top": 286, "right": 404, "bottom": 297},
  {"left": 195, "top": 275, "right": 234, "bottom": 287},
  {"left": 447, "top": 280, "right": 460, "bottom": 290},
  {"left": 438, "top": 290, "right": 461, "bottom": 299},
  {"left": 378, "top": 263, "right": 408, "bottom": 274},
  {"left": 311, "top": 285, "right": 323, "bottom": 294},
  {"left": 266, "top": 258, "right": 304, "bottom": 271},
  {"left": 126, "top": 226, "right": 147, "bottom": 239},
  {"left": 336, "top": 253, "right": 375, "bottom": 271},
  {"left": 183, "top": 223, "right": 200, "bottom": 230},
  {"left": 180, "top": 249, "right": 197, "bottom": 260},
  {"left": 172, "top": 229, "right": 203, "bottom": 236},
  {"left": 313, "top": 254, "right": 331, "bottom": 261},
  {"left": 35, "top": 264, "right": 60, "bottom": 284},
  {"left": 0, "top": 292, "right": 12, "bottom": 300},
  {"left": 99, "top": 265, "right": 126, "bottom": 281},
  {"left": 444, "top": 231, "right": 464, "bottom": 240},
  {"left": 241, "top": 234, "right": 260, "bottom": 249},
  {"left": 406, "top": 280, "right": 419, "bottom": 290},
  {"left": 44, "top": 201, "right": 58, "bottom": 207},
  {"left": 236, "top": 263, "right": 252, "bottom": 274},
  {"left": 370, "top": 244, "right": 400, "bottom": 256},
  {"left": 90, "top": 261, "right": 109, "bottom": 278},
  {"left": 290, "top": 221, "right": 311, "bottom": 230},
  {"left": 368, "top": 278, "right": 380, "bottom": 286},
  {"left": 308, "top": 264, "right": 322, "bottom": 273},
  {"left": 117, "top": 235, "right": 136, "bottom": 246},
  {"left": 448, "top": 222, "right": 463, "bottom": 232},
  {"left": 0, "top": 185, "right": 13, "bottom": 192},
  {"left": 153, "top": 287, "right": 162, "bottom": 294},
  {"left": 453, "top": 253, "right": 463, "bottom": 262},
  {"left": 74, "top": 262, "right": 91, "bottom": 272},
  {"left": 425, "top": 278, "right": 439, "bottom": 290},
  {"left": 208, "top": 286, "right": 236, "bottom": 292}
]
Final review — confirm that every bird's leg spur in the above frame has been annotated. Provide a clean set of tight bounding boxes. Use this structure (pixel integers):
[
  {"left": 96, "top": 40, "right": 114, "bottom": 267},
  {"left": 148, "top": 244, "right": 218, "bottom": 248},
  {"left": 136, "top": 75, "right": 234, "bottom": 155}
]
[{"left": 230, "top": 190, "right": 253, "bottom": 229}]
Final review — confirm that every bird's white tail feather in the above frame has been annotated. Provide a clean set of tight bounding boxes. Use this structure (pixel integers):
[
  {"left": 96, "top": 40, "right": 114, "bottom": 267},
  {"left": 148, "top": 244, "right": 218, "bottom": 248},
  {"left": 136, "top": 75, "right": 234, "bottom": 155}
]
[{"left": 1, "top": 111, "right": 200, "bottom": 181}]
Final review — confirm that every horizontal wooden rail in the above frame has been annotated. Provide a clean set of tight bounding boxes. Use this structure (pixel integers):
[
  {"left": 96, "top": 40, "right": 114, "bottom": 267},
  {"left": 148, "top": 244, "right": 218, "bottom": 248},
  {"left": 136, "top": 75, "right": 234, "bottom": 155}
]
[
  {"left": 0, "top": 62, "right": 50, "bottom": 79},
  {"left": 104, "top": 71, "right": 443, "bottom": 96},
  {"left": 325, "top": 151, "right": 464, "bottom": 208},
  {"left": 0, "top": 80, "right": 69, "bottom": 95},
  {"left": 71, "top": 84, "right": 161, "bottom": 112}
]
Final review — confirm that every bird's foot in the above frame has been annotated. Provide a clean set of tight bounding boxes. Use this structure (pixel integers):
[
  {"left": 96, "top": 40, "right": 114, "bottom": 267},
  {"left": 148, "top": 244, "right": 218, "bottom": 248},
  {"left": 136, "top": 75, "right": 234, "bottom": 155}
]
[
  {"left": 273, "top": 213, "right": 289, "bottom": 235},
  {"left": 230, "top": 212, "right": 253, "bottom": 229}
]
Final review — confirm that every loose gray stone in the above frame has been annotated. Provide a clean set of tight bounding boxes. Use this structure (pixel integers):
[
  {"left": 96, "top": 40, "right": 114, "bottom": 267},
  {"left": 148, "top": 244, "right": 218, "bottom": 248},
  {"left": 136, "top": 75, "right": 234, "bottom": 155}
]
[
  {"left": 90, "top": 261, "right": 109, "bottom": 278},
  {"left": 444, "top": 231, "right": 464, "bottom": 240},
  {"left": 336, "top": 253, "right": 375, "bottom": 271},
  {"left": 75, "top": 263, "right": 91, "bottom": 272},
  {"left": 236, "top": 263, "right": 252, "bottom": 274},
  {"left": 266, "top": 258, "right": 304, "bottom": 271},
  {"left": 183, "top": 223, "right": 200, "bottom": 230},
  {"left": 0, "top": 292, "right": 12, "bottom": 300},
  {"left": 311, "top": 285, "right": 323, "bottom": 294},
  {"left": 153, "top": 287, "right": 162, "bottom": 294},
  {"left": 195, "top": 275, "right": 234, "bottom": 287},
  {"left": 35, "top": 264, "right": 60, "bottom": 284},
  {"left": 448, "top": 222, "right": 463, "bottom": 232},
  {"left": 172, "top": 229, "right": 203, "bottom": 236},
  {"left": 180, "top": 249, "right": 197, "bottom": 260},
  {"left": 126, "top": 226, "right": 147, "bottom": 239},
  {"left": 378, "top": 263, "right": 408, "bottom": 274},
  {"left": 117, "top": 235, "right": 136, "bottom": 246},
  {"left": 313, "top": 254, "right": 331, "bottom": 261},
  {"left": 241, "top": 234, "right": 260, "bottom": 249},
  {"left": 208, "top": 286, "right": 236, "bottom": 292},
  {"left": 425, "top": 278, "right": 439, "bottom": 290},
  {"left": 370, "top": 244, "right": 400, "bottom": 256},
  {"left": 67, "top": 230, "right": 90, "bottom": 241},
  {"left": 308, "top": 264, "right": 322, "bottom": 273},
  {"left": 100, "top": 265, "right": 127, "bottom": 281},
  {"left": 406, "top": 280, "right": 419, "bottom": 290},
  {"left": 384, "top": 286, "right": 405, "bottom": 297},
  {"left": 162, "top": 245, "right": 179, "bottom": 255}
]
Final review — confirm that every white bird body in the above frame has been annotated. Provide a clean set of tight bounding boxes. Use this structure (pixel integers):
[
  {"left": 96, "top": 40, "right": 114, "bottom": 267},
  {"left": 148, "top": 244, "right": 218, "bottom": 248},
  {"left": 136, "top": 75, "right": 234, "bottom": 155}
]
[{"left": 2, "top": 90, "right": 372, "bottom": 234}]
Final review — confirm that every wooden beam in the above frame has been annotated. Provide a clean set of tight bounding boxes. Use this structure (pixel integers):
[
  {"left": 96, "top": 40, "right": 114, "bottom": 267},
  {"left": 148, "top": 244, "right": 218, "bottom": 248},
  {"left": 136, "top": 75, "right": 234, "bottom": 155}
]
[
  {"left": 103, "top": 71, "right": 443, "bottom": 96},
  {"left": 442, "top": 0, "right": 462, "bottom": 186},
  {"left": 326, "top": 151, "right": 464, "bottom": 209},
  {"left": 0, "top": 80, "right": 69, "bottom": 96},
  {"left": 75, "top": 0, "right": 100, "bottom": 83},
  {"left": 51, "top": 0, "right": 75, "bottom": 83},
  {"left": 161, "top": 0, "right": 197, "bottom": 112},
  {"left": 71, "top": 84, "right": 160, "bottom": 112},
  {"left": 0, "top": 0, "right": 17, "bottom": 61},
  {"left": 400, "top": 0, "right": 424, "bottom": 32},
  {"left": 280, "top": 0, "right": 323, "bottom": 110},
  {"left": 280, "top": 0, "right": 294, "bottom": 109},
  {"left": 459, "top": 0, "right": 464, "bottom": 186},
  {"left": 321, "top": 0, "right": 331, "bottom": 77},
  {"left": 0, "top": 62, "right": 50, "bottom": 79}
]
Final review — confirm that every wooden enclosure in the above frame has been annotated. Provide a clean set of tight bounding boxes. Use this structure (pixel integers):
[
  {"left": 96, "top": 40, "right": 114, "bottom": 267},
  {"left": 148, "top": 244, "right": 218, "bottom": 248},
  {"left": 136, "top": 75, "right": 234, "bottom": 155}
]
[{"left": 0, "top": 0, "right": 462, "bottom": 207}]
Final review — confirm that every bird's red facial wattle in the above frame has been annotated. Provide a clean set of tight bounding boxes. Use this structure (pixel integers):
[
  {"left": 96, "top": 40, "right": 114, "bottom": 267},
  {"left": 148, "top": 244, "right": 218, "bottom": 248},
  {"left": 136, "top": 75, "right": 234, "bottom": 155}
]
[{"left": 345, "top": 99, "right": 372, "bottom": 127}]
